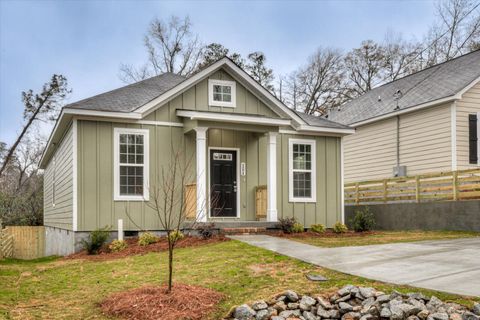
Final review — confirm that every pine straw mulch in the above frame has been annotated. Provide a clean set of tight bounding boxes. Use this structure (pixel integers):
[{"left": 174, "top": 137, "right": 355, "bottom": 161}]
[
  {"left": 99, "top": 283, "right": 224, "bottom": 320},
  {"left": 64, "top": 235, "right": 229, "bottom": 261}
]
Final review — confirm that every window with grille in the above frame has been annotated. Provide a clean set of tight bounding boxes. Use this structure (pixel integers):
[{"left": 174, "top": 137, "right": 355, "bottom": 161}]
[
  {"left": 114, "top": 128, "right": 149, "bottom": 201},
  {"left": 289, "top": 139, "right": 316, "bottom": 202},
  {"left": 208, "top": 79, "right": 236, "bottom": 107}
]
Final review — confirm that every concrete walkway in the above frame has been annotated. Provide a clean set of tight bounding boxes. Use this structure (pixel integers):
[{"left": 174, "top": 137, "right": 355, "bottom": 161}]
[{"left": 229, "top": 235, "right": 480, "bottom": 297}]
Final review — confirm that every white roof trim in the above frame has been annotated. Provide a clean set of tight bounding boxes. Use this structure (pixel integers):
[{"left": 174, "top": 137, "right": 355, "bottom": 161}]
[
  {"left": 176, "top": 110, "right": 291, "bottom": 126},
  {"left": 136, "top": 58, "right": 307, "bottom": 126},
  {"left": 63, "top": 108, "right": 142, "bottom": 119},
  {"left": 296, "top": 124, "right": 355, "bottom": 135},
  {"left": 456, "top": 75, "right": 480, "bottom": 99}
]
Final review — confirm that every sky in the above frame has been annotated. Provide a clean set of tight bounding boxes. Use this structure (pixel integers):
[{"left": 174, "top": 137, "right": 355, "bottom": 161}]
[{"left": 0, "top": 0, "right": 436, "bottom": 145}]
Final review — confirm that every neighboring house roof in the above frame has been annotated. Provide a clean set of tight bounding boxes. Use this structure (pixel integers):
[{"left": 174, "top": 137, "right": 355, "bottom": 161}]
[
  {"left": 327, "top": 49, "right": 480, "bottom": 126},
  {"left": 293, "top": 110, "right": 351, "bottom": 129},
  {"left": 65, "top": 72, "right": 186, "bottom": 113}
]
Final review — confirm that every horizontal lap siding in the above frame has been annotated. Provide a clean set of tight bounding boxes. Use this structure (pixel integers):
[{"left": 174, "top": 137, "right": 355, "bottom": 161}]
[
  {"left": 344, "top": 103, "right": 452, "bottom": 183},
  {"left": 399, "top": 103, "right": 452, "bottom": 175},
  {"left": 44, "top": 125, "right": 74, "bottom": 230},
  {"left": 344, "top": 118, "right": 397, "bottom": 183},
  {"left": 456, "top": 81, "right": 480, "bottom": 170}
]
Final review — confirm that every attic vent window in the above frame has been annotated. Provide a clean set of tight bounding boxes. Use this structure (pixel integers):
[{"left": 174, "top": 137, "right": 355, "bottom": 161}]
[{"left": 209, "top": 79, "right": 236, "bottom": 108}]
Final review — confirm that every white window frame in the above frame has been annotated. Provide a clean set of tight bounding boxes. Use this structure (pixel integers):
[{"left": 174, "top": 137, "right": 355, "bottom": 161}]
[
  {"left": 114, "top": 128, "right": 150, "bottom": 201},
  {"left": 208, "top": 79, "right": 236, "bottom": 108},
  {"left": 289, "top": 138, "right": 316, "bottom": 203}
]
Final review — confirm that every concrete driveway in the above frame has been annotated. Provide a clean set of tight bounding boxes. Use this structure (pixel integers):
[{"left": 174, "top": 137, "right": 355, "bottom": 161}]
[{"left": 229, "top": 235, "right": 480, "bottom": 297}]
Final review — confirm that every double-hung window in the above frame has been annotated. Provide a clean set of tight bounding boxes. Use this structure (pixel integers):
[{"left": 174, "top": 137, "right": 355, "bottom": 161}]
[
  {"left": 208, "top": 79, "right": 236, "bottom": 107},
  {"left": 114, "top": 128, "right": 149, "bottom": 201},
  {"left": 289, "top": 139, "right": 316, "bottom": 202}
]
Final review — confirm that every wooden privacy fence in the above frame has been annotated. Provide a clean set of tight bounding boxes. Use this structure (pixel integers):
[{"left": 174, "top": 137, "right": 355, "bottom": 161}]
[
  {"left": 0, "top": 226, "right": 45, "bottom": 260},
  {"left": 255, "top": 185, "right": 267, "bottom": 220},
  {"left": 0, "top": 228, "right": 14, "bottom": 259},
  {"left": 345, "top": 168, "right": 480, "bottom": 205}
]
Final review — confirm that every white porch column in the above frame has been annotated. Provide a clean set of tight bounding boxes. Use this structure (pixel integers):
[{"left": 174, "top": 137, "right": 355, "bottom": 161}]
[
  {"left": 266, "top": 132, "right": 278, "bottom": 222},
  {"left": 195, "top": 127, "right": 208, "bottom": 222}
]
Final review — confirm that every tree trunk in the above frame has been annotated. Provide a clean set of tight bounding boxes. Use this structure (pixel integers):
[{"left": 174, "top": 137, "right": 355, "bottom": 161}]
[{"left": 167, "top": 241, "right": 174, "bottom": 293}]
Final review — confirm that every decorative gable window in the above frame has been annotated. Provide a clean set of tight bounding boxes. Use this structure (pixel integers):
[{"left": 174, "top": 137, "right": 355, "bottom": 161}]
[
  {"left": 114, "top": 128, "right": 149, "bottom": 201},
  {"left": 469, "top": 113, "right": 480, "bottom": 165},
  {"left": 208, "top": 79, "right": 236, "bottom": 107},
  {"left": 288, "top": 139, "right": 316, "bottom": 202}
]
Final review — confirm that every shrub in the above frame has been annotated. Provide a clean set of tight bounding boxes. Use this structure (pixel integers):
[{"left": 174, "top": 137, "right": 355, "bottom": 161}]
[
  {"left": 277, "top": 217, "right": 297, "bottom": 233},
  {"left": 352, "top": 207, "right": 376, "bottom": 232},
  {"left": 196, "top": 223, "right": 216, "bottom": 239},
  {"left": 138, "top": 232, "right": 158, "bottom": 246},
  {"left": 291, "top": 223, "right": 304, "bottom": 233},
  {"left": 109, "top": 239, "right": 127, "bottom": 252},
  {"left": 310, "top": 224, "right": 326, "bottom": 233},
  {"left": 168, "top": 229, "right": 185, "bottom": 242},
  {"left": 81, "top": 226, "right": 110, "bottom": 254},
  {"left": 333, "top": 221, "right": 348, "bottom": 233}
]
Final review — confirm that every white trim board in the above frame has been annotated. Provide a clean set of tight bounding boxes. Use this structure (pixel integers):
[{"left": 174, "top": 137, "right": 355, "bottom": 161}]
[
  {"left": 177, "top": 110, "right": 291, "bottom": 126},
  {"left": 207, "top": 147, "right": 241, "bottom": 219},
  {"left": 451, "top": 102, "right": 457, "bottom": 171},
  {"left": 72, "top": 119, "right": 78, "bottom": 231}
]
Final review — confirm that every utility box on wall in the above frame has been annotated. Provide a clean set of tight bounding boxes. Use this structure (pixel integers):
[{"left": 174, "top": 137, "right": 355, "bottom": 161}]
[{"left": 393, "top": 166, "right": 407, "bottom": 177}]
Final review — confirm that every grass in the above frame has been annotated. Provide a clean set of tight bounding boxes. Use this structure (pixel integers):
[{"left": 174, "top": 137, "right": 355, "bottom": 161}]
[
  {"left": 1, "top": 239, "right": 479, "bottom": 319},
  {"left": 285, "top": 230, "right": 480, "bottom": 247}
]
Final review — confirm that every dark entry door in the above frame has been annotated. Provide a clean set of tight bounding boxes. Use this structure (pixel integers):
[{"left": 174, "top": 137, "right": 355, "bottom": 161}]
[{"left": 210, "top": 149, "right": 237, "bottom": 217}]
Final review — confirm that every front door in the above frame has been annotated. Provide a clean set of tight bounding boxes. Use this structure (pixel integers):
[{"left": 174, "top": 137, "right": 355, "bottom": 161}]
[{"left": 210, "top": 149, "right": 237, "bottom": 217}]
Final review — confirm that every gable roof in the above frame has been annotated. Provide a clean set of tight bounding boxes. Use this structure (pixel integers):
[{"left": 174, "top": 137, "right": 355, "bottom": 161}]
[
  {"left": 65, "top": 72, "right": 186, "bottom": 113},
  {"left": 327, "top": 49, "right": 480, "bottom": 126}
]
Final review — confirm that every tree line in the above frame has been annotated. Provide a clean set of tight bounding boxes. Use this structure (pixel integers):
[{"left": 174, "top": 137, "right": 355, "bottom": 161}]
[{"left": 120, "top": 0, "right": 480, "bottom": 116}]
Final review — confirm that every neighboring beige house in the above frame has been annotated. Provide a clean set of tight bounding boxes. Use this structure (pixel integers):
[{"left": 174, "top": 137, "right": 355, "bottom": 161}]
[
  {"left": 327, "top": 50, "right": 480, "bottom": 183},
  {"left": 39, "top": 57, "right": 354, "bottom": 255}
]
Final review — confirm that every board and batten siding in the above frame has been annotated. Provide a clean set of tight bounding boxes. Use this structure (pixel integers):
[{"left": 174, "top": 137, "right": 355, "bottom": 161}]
[
  {"left": 143, "top": 68, "right": 283, "bottom": 123},
  {"left": 456, "top": 81, "right": 480, "bottom": 170},
  {"left": 76, "top": 119, "right": 342, "bottom": 230},
  {"left": 44, "top": 124, "right": 74, "bottom": 230},
  {"left": 344, "top": 103, "right": 452, "bottom": 183}
]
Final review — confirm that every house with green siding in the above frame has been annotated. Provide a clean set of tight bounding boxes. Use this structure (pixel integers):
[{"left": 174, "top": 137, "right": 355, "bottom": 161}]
[{"left": 39, "top": 58, "right": 354, "bottom": 255}]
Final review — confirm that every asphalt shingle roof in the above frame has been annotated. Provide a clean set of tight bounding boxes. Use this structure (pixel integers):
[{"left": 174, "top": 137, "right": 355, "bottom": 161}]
[
  {"left": 293, "top": 110, "right": 352, "bottom": 129},
  {"left": 327, "top": 50, "right": 480, "bottom": 125},
  {"left": 65, "top": 72, "right": 186, "bottom": 112}
]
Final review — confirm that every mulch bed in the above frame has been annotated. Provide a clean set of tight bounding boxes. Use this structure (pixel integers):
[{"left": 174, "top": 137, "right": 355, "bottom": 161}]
[
  {"left": 64, "top": 235, "right": 229, "bottom": 261},
  {"left": 267, "top": 230, "right": 379, "bottom": 239},
  {"left": 100, "top": 283, "right": 223, "bottom": 320}
]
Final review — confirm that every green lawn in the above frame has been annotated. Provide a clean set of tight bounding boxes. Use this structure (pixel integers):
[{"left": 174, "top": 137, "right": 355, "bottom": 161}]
[
  {"left": 1, "top": 240, "right": 479, "bottom": 319},
  {"left": 284, "top": 230, "right": 480, "bottom": 248}
]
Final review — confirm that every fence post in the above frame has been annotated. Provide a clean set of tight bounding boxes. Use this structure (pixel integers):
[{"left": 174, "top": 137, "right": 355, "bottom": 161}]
[
  {"left": 452, "top": 171, "right": 458, "bottom": 201},
  {"left": 355, "top": 182, "right": 359, "bottom": 204},
  {"left": 383, "top": 179, "right": 388, "bottom": 203},
  {"left": 415, "top": 176, "right": 420, "bottom": 203}
]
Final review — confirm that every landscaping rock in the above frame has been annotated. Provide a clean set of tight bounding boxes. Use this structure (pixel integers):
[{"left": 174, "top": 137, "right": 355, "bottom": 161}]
[
  {"left": 252, "top": 300, "right": 269, "bottom": 311},
  {"left": 226, "top": 286, "right": 475, "bottom": 320},
  {"left": 234, "top": 304, "right": 256, "bottom": 320},
  {"left": 474, "top": 304, "right": 480, "bottom": 316},
  {"left": 284, "top": 290, "right": 299, "bottom": 302}
]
